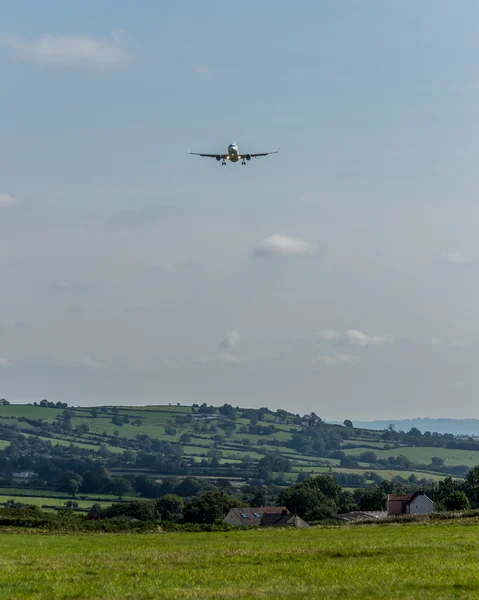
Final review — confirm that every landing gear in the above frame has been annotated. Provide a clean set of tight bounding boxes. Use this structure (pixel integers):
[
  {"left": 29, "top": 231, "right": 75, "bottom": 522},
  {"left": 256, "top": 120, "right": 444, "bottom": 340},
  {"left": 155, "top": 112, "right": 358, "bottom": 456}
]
[
  {"left": 222, "top": 160, "right": 226, "bottom": 165},
  {"left": 241, "top": 160, "right": 246, "bottom": 165}
]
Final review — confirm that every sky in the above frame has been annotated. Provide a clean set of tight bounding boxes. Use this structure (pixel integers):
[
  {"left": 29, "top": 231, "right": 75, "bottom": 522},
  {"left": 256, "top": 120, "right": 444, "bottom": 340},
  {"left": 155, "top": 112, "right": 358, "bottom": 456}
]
[{"left": 1, "top": 0, "right": 479, "bottom": 419}]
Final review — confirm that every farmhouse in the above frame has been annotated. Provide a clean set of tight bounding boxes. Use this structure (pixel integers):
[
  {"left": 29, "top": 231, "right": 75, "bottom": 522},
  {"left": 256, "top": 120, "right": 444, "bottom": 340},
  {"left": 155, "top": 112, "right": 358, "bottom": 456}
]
[
  {"left": 387, "top": 491, "right": 434, "bottom": 516},
  {"left": 12, "top": 470, "right": 38, "bottom": 479},
  {"left": 224, "top": 506, "right": 289, "bottom": 526},
  {"left": 224, "top": 506, "right": 309, "bottom": 528},
  {"left": 259, "top": 513, "right": 309, "bottom": 528}
]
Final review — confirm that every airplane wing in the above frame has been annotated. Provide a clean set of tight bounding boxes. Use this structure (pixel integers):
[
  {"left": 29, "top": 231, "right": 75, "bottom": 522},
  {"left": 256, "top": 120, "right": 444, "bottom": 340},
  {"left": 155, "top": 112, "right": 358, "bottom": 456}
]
[
  {"left": 189, "top": 152, "right": 229, "bottom": 159},
  {"left": 239, "top": 151, "right": 280, "bottom": 158}
]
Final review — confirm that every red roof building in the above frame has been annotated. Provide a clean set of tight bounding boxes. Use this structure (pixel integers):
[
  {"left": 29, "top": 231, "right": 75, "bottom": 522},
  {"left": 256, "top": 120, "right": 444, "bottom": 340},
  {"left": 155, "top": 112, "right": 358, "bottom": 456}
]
[{"left": 387, "top": 491, "right": 434, "bottom": 516}]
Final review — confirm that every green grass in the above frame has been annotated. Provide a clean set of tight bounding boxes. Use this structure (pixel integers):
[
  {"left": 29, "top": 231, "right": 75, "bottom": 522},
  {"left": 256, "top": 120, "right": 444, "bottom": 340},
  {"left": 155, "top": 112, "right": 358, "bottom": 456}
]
[
  {"left": 343, "top": 445, "right": 479, "bottom": 467},
  {"left": 20, "top": 433, "right": 125, "bottom": 454},
  {"left": 0, "top": 405, "right": 61, "bottom": 421},
  {"left": 0, "top": 495, "right": 116, "bottom": 510},
  {"left": 0, "top": 487, "right": 138, "bottom": 504},
  {"left": 2, "top": 522, "right": 479, "bottom": 598}
]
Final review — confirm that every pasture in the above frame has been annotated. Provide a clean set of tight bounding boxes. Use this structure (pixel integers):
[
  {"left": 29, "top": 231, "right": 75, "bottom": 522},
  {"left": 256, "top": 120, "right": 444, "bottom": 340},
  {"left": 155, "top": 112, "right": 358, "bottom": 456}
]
[{"left": 1, "top": 521, "right": 479, "bottom": 599}]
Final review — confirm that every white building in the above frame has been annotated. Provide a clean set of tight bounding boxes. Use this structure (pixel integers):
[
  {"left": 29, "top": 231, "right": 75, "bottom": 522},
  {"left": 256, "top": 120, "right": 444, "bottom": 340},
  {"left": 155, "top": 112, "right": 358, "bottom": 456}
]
[
  {"left": 387, "top": 491, "right": 435, "bottom": 516},
  {"left": 12, "top": 470, "right": 38, "bottom": 479}
]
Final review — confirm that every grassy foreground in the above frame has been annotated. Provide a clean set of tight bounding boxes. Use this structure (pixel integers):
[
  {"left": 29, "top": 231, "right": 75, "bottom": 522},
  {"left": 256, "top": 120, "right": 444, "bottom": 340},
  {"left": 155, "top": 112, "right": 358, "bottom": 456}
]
[{"left": 1, "top": 522, "right": 479, "bottom": 599}]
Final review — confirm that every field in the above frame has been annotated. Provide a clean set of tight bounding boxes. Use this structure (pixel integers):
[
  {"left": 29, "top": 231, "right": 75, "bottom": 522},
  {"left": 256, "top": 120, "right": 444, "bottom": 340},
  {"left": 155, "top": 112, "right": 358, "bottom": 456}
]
[
  {"left": 343, "top": 444, "right": 479, "bottom": 467},
  {"left": 0, "top": 403, "right": 476, "bottom": 495},
  {"left": 0, "top": 495, "right": 119, "bottom": 511},
  {"left": 1, "top": 522, "right": 479, "bottom": 599}
]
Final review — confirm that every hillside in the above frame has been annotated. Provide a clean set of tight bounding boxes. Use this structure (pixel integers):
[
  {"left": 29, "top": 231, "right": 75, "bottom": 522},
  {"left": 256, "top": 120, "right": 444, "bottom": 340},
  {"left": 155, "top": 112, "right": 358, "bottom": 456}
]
[
  {"left": 1, "top": 401, "right": 478, "bottom": 514},
  {"left": 343, "top": 418, "right": 479, "bottom": 437}
]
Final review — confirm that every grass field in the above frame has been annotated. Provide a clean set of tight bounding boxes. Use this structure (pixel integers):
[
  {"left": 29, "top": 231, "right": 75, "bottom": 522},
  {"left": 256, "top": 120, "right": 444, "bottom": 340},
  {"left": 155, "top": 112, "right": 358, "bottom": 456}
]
[
  {"left": 1, "top": 402, "right": 478, "bottom": 488},
  {"left": 1, "top": 522, "right": 479, "bottom": 599},
  {"left": 0, "top": 495, "right": 118, "bottom": 510},
  {"left": 343, "top": 445, "right": 479, "bottom": 467}
]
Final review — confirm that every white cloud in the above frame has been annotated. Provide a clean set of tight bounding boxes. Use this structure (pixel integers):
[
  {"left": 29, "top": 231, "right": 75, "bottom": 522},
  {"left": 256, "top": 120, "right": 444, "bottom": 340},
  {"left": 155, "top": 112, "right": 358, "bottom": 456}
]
[
  {"left": 314, "top": 353, "right": 358, "bottom": 366},
  {"left": 440, "top": 252, "right": 470, "bottom": 266},
  {"left": 428, "top": 337, "right": 443, "bottom": 346},
  {"left": 59, "top": 357, "right": 106, "bottom": 370},
  {"left": 254, "top": 234, "right": 315, "bottom": 258},
  {"left": 0, "top": 31, "right": 131, "bottom": 66},
  {"left": 344, "top": 329, "right": 393, "bottom": 346},
  {"left": 220, "top": 331, "right": 240, "bottom": 351},
  {"left": 0, "top": 358, "right": 12, "bottom": 367},
  {"left": 0, "top": 193, "right": 20, "bottom": 208}
]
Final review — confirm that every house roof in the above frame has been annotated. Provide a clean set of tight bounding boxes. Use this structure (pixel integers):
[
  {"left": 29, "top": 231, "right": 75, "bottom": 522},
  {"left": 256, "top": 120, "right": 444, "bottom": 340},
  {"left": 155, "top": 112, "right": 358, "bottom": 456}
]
[
  {"left": 226, "top": 506, "right": 289, "bottom": 526},
  {"left": 259, "top": 513, "right": 305, "bottom": 527},
  {"left": 387, "top": 491, "right": 433, "bottom": 505},
  {"left": 387, "top": 494, "right": 415, "bottom": 502}
]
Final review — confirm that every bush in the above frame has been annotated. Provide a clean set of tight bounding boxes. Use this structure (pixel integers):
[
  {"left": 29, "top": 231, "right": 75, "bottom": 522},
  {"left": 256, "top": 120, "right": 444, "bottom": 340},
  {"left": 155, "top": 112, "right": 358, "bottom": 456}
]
[{"left": 443, "top": 491, "right": 470, "bottom": 512}]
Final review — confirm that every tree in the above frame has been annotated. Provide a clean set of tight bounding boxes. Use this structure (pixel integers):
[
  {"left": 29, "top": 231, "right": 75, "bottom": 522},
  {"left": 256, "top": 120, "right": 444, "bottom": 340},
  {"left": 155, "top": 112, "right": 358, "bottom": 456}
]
[
  {"left": 63, "top": 408, "right": 75, "bottom": 422},
  {"left": 180, "top": 433, "right": 192, "bottom": 444},
  {"left": 340, "top": 456, "right": 360, "bottom": 469},
  {"left": 278, "top": 475, "right": 341, "bottom": 521},
  {"left": 218, "top": 404, "right": 236, "bottom": 419},
  {"left": 309, "top": 412, "right": 322, "bottom": 427},
  {"left": 107, "top": 477, "right": 134, "bottom": 499},
  {"left": 444, "top": 490, "right": 470, "bottom": 510},
  {"left": 343, "top": 419, "right": 353, "bottom": 428},
  {"left": 444, "top": 491, "right": 470, "bottom": 512},
  {"left": 156, "top": 494, "right": 184, "bottom": 522},
  {"left": 431, "top": 457, "right": 445, "bottom": 468},
  {"left": 464, "top": 466, "right": 479, "bottom": 507},
  {"left": 57, "top": 471, "right": 83, "bottom": 494},
  {"left": 359, "top": 451, "right": 378, "bottom": 463},
  {"left": 90, "top": 408, "right": 99, "bottom": 418},
  {"left": 68, "top": 479, "right": 79, "bottom": 499},
  {"left": 87, "top": 504, "right": 103, "bottom": 520},
  {"left": 357, "top": 488, "right": 386, "bottom": 511},
  {"left": 183, "top": 491, "right": 242, "bottom": 524},
  {"left": 338, "top": 490, "right": 357, "bottom": 513}
]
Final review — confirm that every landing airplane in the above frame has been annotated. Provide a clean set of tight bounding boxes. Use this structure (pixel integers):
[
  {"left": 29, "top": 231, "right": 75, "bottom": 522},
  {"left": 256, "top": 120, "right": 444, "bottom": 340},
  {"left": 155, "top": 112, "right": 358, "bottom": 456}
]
[{"left": 189, "top": 141, "right": 279, "bottom": 165}]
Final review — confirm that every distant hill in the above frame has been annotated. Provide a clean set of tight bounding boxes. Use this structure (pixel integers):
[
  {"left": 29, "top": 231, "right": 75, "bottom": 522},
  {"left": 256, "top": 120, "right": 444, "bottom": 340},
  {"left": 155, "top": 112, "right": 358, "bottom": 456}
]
[
  {"left": 343, "top": 419, "right": 479, "bottom": 436},
  {"left": 1, "top": 402, "right": 479, "bottom": 507}
]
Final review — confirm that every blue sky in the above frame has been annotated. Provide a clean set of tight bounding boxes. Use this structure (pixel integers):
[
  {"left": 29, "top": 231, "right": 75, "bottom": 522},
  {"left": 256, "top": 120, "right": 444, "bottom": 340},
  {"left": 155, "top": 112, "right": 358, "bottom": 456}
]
[{"left": 1, "top": 1, "right": 479, "bottom": 419}]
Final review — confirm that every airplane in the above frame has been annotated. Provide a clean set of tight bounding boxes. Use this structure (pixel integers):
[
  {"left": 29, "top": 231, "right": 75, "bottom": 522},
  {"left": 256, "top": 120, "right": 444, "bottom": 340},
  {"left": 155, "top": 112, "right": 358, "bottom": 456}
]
[{"left": 189, "top": 141, "right": 279, "bottom": 165}]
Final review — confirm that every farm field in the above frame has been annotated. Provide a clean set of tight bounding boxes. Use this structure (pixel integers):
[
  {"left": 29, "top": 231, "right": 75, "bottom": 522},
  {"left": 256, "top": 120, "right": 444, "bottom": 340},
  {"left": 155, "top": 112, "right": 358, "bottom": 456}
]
[
  {"left": 0, "top": 494, "right": 116, "bottom": 510},
  {"left": 343, "top": 445, "right": 479, "bottom": 467},
  {"left": 1, "top": 522, "right": 479, "bottom": 599},
  {"left": 1, "top": 402, "right": 478, "bottom": 494}
]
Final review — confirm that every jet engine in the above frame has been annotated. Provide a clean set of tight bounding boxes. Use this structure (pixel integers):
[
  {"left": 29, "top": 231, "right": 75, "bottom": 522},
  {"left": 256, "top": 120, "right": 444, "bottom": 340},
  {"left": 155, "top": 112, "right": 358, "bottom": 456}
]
[
  {"left": 216, "top": 155, "right": 221, "bottom": 161},
  {"left": 245, "top": 154, "right": 251, "bottom": 161}
]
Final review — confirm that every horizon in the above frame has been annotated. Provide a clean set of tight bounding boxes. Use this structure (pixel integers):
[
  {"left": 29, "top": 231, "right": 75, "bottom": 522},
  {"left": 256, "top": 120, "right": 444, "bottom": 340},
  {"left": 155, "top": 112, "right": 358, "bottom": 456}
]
[{"left": 5, "top": 397, "right": 479, "bottom": 430}]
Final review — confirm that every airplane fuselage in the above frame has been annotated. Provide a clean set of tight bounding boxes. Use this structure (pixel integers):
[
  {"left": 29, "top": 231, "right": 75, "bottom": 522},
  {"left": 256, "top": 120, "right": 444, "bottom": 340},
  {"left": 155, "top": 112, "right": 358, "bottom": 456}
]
[{"left": 228, "top": 142, "right": 239, "bottom": 162}]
